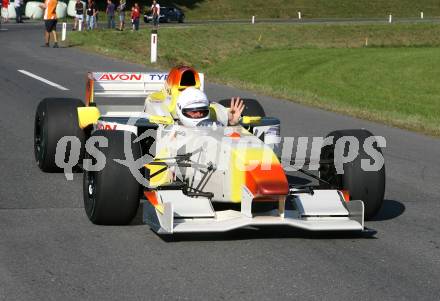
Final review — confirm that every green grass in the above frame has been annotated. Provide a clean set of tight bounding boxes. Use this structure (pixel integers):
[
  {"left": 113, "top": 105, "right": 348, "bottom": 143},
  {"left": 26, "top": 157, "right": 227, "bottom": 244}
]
[
  {"left": 68, "top": 23, "right": 440, "bottom": 135},
  {"left": 171, "top": 0, "right": 440, "bottom": 20},
  {"left": 209, "top": 48, "right": 440, "bottom": 135}
]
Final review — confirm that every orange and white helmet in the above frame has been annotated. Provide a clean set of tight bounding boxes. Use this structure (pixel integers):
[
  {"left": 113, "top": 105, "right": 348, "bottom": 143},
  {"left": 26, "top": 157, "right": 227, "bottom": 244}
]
[{"left": 176, "top": 87, "right": 211, "bottom": 127}]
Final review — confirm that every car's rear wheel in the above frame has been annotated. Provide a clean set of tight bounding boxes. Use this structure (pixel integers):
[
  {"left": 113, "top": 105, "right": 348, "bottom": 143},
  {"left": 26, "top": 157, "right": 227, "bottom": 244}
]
[
  {"left": 34, "top": 98, "right": 85, "bottom": 172},
  {"left": 218, "top": 98, "right": 266, "bottom": 117},
  {"left": 83, "top": 130, "right": 141, "bottom": 225},
  {"left": 319, "top": 129, "right": 385, "bottom": 219}
]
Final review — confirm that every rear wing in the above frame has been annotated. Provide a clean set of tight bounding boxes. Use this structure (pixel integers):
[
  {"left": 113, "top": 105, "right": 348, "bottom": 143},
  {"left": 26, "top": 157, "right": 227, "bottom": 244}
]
[{"left": 85, "top": 72, "right": 205, "bottom": 105}]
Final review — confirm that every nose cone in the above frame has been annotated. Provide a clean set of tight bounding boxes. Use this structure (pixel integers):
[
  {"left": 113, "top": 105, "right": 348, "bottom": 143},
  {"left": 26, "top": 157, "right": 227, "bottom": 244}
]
[{"left": 245, "top": 163, "right": 288, "bottom": 197}]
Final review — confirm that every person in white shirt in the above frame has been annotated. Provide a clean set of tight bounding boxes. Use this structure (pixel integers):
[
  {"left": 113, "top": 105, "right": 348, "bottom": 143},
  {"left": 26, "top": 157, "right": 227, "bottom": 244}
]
[
  {"left": 14, "top": 0, "right": 23, "bottom": 23},
  {"left": 151, "top": 0, "right": 160, "bottom": 29}
]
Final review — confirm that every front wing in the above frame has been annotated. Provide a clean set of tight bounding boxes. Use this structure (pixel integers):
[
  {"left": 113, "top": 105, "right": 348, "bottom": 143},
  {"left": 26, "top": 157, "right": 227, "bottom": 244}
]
[{"left": 142, "top": 189, "right": 364, "bottom": 234}]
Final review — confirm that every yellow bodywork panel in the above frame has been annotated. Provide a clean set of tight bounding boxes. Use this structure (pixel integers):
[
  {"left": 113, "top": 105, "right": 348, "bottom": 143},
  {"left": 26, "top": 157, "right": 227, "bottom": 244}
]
[
  {"left": 242, "top": 116, "right": 262, "bottom": 124},
  {"left": 230, "top": 146, "right": 279, "bottom": 202},
  {"left": 77, "top": 107, "right": 100, "bottom": 129},
  {"left": 149, "top": 91, "right": 167, "bottom": 102},
  {"left": 167, "top": 92, "right": 179, "bottom": 117},
  {"left": 146, "top": 149, "right": 173, "bottom": 187},
  {"left": 149, "top": 115, "right": 174, "bottom": 125}
]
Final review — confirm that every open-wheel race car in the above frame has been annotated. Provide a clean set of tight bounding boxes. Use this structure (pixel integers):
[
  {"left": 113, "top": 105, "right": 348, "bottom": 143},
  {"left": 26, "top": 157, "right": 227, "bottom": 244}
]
[{"left": 34, "top": 66, "right": 385, "bottom": 235}]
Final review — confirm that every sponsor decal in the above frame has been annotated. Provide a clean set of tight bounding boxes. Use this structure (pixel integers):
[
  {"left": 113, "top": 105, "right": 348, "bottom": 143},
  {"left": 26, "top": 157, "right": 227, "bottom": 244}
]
[
  {"left": 54, "top": 116, "right": 386, "bottom": 183},
  {"left": 149, "top": 74, "right": 168, "bottom": 81},
  {"left": 97, "top": 123, "right": 117, "bottom": 131},
  {"left": 98, "top": 73, "right": 143, "bottom": 81},
  {"left": 95, "top": 73, "right": 168, "bottom": 81}
]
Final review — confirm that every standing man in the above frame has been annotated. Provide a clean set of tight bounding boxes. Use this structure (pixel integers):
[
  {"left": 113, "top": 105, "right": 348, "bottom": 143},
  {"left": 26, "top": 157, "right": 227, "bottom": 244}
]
[
  {"left": 40, "top": 0, "right": 58, "bottom": 48},
  {"left": 1, "top": 0, "right": 9, "bottom": 23},
  {"left": 117, "top": 0, "right": 126, "bottom": 31},
  {"left": 73, "top": 0, "right": 84, "bottom": 31},
  {"left": 14, "top": 0, "right": 23, "bottom": 23},
  {"left": 151, "top": 0, "right": 160, "bottom": 29},
  {"left": 106, "top": 0, "right": 115, "bottom": 29},
  {"left": 86, "top": 0, "right": 96, "bottom": 30}
]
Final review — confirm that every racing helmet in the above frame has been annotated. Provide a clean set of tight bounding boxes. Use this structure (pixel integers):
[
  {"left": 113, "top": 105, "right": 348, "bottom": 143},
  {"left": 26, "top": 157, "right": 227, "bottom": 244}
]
[{"left": 176, "top": 87, "right": 211, "bottom": 127}]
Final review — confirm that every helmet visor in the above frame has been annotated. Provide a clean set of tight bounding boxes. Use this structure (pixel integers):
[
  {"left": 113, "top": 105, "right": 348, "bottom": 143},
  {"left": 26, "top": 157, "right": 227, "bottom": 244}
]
[{"left": 182, "top": 106, "right": 210, "bottom": 119}]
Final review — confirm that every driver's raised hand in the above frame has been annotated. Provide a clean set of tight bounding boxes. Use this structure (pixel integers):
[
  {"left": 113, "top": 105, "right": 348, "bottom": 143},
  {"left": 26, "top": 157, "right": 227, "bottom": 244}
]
[{"left": 228, "top": 97, "right": 245, "bottom": 125}]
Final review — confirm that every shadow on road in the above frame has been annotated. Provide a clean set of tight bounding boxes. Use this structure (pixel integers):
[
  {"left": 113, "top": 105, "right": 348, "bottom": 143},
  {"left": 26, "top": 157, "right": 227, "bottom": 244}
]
[
  {"left": 158, "top": 226, "right": 377, "bottom": 242},
  {"left": 63, "top": 42, "right": 84, "bottom": 48},
  {"left": 371, "top": 199, "right": 405, "bottom": 221}
]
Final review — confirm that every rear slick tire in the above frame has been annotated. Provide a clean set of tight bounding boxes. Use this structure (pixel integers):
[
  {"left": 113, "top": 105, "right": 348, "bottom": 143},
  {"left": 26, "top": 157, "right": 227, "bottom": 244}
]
[
  {"left": 34, "top": 98, "right": 85, "bottom": 172},
  {"left": 218, "top": 98, "right": 266, "bottom": 117}
]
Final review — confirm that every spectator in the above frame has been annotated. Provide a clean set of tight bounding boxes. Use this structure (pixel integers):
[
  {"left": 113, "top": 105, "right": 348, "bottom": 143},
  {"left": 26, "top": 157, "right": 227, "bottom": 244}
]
[
  {"left": 151, "top": 0, "right": 160, "bottom": 29},
  {"left": 39, "top": 0, "right": 58, "bottom": 48},
  {"left": 130, "top": 2, "right": 140, "bottom": 31},
  {"left": 14, "top": 0, "right": 23, "bottom": 23},
  {"left": 73, "top": 0, "right": 84, "bottom": 31},
  {"left": 117, "top": 0, "right": 126, "bottom": 31},
  {"left": 86, "top": 0, "right": 96, "bottom": 30},
  {"left": 106, "top": 0, "right": 115, "bottom": 29},
  {"left": 1, "top": 0, "right": 9, "bottom": 23}
]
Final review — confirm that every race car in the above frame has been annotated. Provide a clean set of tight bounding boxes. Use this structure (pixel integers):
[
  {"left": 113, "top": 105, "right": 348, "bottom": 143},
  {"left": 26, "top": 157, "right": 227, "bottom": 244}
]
[{"left": 34, "top": 66, "right": 385, "bottom": 234}]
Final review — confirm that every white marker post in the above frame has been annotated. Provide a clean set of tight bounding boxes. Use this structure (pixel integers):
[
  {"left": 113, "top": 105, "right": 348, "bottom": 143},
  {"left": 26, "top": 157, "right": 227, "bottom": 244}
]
[
  {"left": 252, "top": 16, "right": 255, "bottom": 24},
  {"left": 150, "top": 29, "right": 157, "bottom": 64},
  {"left": 298, "top": 11, "right": 301, "bottom": 20},
  {"left": 78, "top": 19, "right": 83, "bottom": 31},
  {"left": 62, "top": 22, "right": 67, "bottom": 41},
  {"left": 388, "top": 14, "right": 392, "bottom": 23},
  {"left": 421, "top": 11, "right": 424, "bottom": 19}
]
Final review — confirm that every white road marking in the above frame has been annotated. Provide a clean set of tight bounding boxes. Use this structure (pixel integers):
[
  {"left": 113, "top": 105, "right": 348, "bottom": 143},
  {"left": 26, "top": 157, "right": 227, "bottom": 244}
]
[{"left": 17, "top": 70, "right": 69, "bottom": 91}]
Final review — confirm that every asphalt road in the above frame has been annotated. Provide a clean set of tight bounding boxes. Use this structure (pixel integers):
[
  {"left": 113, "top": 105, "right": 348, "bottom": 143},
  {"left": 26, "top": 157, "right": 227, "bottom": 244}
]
[{"left": 1, "top": 23, "right": 440, "bottom": 301}]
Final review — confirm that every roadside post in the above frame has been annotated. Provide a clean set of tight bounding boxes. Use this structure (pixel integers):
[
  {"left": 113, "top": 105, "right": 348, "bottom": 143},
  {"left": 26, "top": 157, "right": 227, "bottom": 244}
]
[
  {"left": 251, "top": 16, "right": 255, "bottom": 24},
  {"left": 151, "top": 29, "right": 157, "bottom": 63},
  {"left": 421, "top": 11, "right": 424, "bottom": 19},
  {"left": 78, "top": 19, "right": 82, "bottom": 31},
  {"left": 388, "top": 14, "right": 392, "bottom": 23},
  {"left": 298, "top": 11, "right": 301, "bottom": 20},
  {"left": 62, "top": 22, "right": 67, "bottom": 41}
]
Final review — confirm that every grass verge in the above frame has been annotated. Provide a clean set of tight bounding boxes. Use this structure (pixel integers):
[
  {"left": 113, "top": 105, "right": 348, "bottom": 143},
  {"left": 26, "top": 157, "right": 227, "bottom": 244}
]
[
  {"left": 68, "top": 23, "right": 440, "bottom": 136},
  {"left": 163, "top": 0, "right": 440, "bottom": 20}
]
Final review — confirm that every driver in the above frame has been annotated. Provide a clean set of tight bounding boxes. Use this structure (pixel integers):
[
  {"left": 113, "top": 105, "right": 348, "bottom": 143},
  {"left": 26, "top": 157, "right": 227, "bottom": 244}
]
[{"left": 176, "top": 87, "right": 244, "bottom": 127}]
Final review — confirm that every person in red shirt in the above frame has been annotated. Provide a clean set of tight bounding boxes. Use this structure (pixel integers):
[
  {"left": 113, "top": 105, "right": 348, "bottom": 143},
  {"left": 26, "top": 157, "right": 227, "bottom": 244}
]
[
  {"left": 1, "top": 0, "right": 9, "bottom": 23},
  {"left": 130, "top": 2, "right": 140, "bottom": 31}
]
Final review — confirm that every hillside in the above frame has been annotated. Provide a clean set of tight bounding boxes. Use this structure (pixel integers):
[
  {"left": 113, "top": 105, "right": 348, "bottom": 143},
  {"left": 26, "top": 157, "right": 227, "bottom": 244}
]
[{"left": 159, "top": 0, "right": 440, "bottom": 19}]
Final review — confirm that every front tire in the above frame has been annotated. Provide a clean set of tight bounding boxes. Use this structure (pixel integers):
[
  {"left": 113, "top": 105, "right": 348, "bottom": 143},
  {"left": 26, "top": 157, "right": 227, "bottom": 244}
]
[
  {"left": 34, "top": 98, "right": 85, "bottom": 172},
  {"left": 319, "top": 129, "right": 385, "bottom": 219},
  {"left": 83, "top": 130, "right": 141, "bottom": 225}
]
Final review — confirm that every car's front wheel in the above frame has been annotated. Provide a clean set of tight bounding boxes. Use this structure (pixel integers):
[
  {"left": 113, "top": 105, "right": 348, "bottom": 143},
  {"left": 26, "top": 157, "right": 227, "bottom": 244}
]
[
  {"left": 83, "top": 130, "right": 142, "bottom": 225},
  {"left": 319, "top": 129, "right": 385, "bottom": 219}
]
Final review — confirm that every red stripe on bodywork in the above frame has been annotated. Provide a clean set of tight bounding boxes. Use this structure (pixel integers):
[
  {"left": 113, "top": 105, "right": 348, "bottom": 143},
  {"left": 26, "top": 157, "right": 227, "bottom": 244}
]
[{"left": 144, "top": 191, "right": 159, "bottom": 207}]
